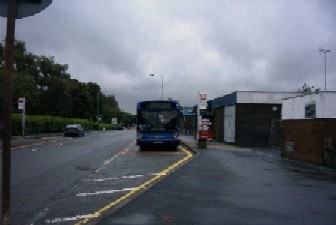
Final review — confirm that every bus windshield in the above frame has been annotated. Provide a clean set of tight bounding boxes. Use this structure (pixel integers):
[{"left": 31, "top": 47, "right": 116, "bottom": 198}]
[{"left": 137, "top": 110, "right": 178, "bottom": 133}]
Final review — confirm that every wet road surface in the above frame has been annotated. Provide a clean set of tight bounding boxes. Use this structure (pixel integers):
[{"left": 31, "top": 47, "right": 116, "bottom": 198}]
[
  {"left": 1, "top": 132, "right": 336, "bottom": 225},
  {"left": 99, "top": 137, "right": 336, "bottom": 225},
  {"left": 0, "top": 130, "right": 194, "bottom": 225}
]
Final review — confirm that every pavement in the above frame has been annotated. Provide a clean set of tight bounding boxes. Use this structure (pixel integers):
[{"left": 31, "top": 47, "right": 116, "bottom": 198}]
[
  {"left": 181, "top": 135, "right": 281, "bottom": 157},
  {"left": 0, "top": 133, "right": 65, "bottom": 151},
  {"left": 180, "top": 135, "right": 336, "bottom": 180}
]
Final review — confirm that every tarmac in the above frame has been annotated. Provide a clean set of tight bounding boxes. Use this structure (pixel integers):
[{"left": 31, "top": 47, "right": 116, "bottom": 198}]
[
  {"left": 181, "top": 135, "right": 281, "bottom": 157},
  {"left": 100, "top": 134, "right": 336, "bottom": 225},
  {"left": 180, "top": 135, "right": 336, "bottom": 181}
]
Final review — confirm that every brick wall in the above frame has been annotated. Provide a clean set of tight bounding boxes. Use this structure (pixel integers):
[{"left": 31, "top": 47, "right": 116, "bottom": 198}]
[{"left": 281, "top": 119, "right": 336, "bottom": 165}]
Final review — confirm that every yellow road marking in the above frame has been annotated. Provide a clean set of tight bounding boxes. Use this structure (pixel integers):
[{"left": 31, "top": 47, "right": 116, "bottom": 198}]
[{"left": 74, "top": 146, "right": 193, "bottom": 225}]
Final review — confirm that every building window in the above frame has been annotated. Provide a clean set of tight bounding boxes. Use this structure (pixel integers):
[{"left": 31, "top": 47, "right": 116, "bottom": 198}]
[{"left": 305, "top": 103, "right": 316, "bottom": 118}]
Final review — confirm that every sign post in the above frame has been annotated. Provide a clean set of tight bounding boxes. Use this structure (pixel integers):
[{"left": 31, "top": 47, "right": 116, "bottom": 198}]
[
  {"left": 197, "top": 91, "right": 208, "bottom": 148},
  {"left": 18, "top": 97, "right": 26, "bottom": 136},
  {"left": 112, "top": 118, "right": 118, "bottom": 129}
]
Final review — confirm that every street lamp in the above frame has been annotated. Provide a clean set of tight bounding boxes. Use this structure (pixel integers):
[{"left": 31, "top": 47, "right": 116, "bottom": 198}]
[
  {"left": 319, "top": 47, "right": 331, "bottom": 91},
  {"left": 150, "top": 74, "right": 164, "bottom": 100}
]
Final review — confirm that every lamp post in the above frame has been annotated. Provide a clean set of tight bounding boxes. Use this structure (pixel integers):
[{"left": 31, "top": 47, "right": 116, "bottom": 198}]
[
  {"left": 319, "top": 47, "right": 331, "bottom": 91},
  {"left": 150, "top": 74, "right": 164, "bottom": 100}
]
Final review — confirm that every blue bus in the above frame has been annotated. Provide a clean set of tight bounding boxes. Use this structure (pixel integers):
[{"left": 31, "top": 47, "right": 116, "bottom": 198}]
[{"left": 136, "top": 100, "right": 180, "bottom": 150}]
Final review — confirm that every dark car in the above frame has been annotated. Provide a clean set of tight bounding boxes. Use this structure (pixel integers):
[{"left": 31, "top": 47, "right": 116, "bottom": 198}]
[
  {"left": 116, "top": 124, "right": 124, "bottom": 130},
  {"left": 64, "top": 124, "right": 85, "bottom": 137}
]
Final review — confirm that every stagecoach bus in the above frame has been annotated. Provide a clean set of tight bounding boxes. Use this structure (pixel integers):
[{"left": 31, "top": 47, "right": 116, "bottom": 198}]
[{"left": 136, "top": 100, "right": 180, "bottom": 150}]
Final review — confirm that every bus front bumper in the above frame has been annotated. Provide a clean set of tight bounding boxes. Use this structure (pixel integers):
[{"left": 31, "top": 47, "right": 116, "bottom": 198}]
[{"left": 136, "top": 139, "right": 180, "bottom": 146}]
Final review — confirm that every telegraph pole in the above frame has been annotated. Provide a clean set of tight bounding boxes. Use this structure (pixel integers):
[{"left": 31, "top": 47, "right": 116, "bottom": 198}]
[
  {"left": 1, "top": 1, "right": 53, "bottom": 224},
  {"left": 2, "top": 1, "right": 17, "bottom": 224}
]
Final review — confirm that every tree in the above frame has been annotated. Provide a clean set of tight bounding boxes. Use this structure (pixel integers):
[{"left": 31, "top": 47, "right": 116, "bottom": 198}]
[
  {"left": 12, "top": 72, "right": 39, "bottom": 114},
  {"left": 39, "top": 77, "right": 71, "bottom": 117},
  {"left": 298, "top": 83, "right": 320, "bottom": 94},
  {"left": 101, "top": 94, "right": 119, "bottom": 123},
  {"left": 0, "top": 40, "right": 125, "bottom": 120}
]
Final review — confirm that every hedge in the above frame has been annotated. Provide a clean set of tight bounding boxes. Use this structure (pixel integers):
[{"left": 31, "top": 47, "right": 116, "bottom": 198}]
[{"left": 11, "top": 114, "right": 101, "bottom": 136}]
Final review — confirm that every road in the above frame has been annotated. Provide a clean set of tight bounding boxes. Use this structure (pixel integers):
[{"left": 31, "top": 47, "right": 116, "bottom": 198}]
[
  {"left": 1, "top": 130, "right": 336, "bottom": 225},
  {"left": 0, "top": 130, "right": 193, "bottom": 225},
  {"left": 98, "top": 137, "right": 336, "bottom": 225}
]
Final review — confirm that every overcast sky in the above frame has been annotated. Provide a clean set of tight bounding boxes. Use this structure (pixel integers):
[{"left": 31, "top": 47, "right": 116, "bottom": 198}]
[{"left": 1, "top": 0, "right": 335, "bottom": 114}]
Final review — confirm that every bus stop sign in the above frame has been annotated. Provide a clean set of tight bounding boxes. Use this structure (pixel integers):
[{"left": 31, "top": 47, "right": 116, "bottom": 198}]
[{"left": 0, "top": 0, "right": 52, "bottom": 19}]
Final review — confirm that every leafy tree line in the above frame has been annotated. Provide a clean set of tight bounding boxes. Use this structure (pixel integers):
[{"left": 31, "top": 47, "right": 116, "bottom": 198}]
[{"left": 0, "top": 40, "right": 131, "bottom": 125}]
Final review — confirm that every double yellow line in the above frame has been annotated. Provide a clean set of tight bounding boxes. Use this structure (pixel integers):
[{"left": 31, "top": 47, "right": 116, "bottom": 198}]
[{"left": 74, "top": 146, "right": 193, "bottom": 225}]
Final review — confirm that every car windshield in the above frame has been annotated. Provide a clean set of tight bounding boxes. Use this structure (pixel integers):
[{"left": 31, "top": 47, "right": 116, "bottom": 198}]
[
  {"left": 137, "top": 110, "right": 178, "bottom": 133},
  {"left": 66, "top": 124, "right": 79, "bottom": 128}
]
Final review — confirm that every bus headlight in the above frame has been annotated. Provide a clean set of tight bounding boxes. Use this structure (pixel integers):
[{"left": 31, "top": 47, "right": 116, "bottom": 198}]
[{"left": 137, "top": 133, "right": 142, "bottom": 140}]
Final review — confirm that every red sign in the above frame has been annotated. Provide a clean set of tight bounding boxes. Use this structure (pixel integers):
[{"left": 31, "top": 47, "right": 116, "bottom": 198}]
[
  {"left": 198, "top": 91, "right": 207, "bottom": 109},
  {"left": 198, "top": 117, "right": 213, "bottom": 140},
  {"left": 18, "top": 97, "right": 25, "bottom": 110}
]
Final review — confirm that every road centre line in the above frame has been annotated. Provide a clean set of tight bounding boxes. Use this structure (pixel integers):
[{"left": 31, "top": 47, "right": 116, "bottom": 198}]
[
  {"left": 77, "top": 188, "right": 136, "bottom": 197},
  {"left": 73, "top": 146, "right": 193, "bottom": 225},
  {"left": 86, "top": 174, "right": 145, "bottom": 182},
  {"left": 45, "top": 213, "right": 100, "bottom": 224},
  {"left": 86, "top": 173, "right": 164, "bottom": 182},
  {"left": 94, "top": 140, "right": 135, "bottom": 173}
]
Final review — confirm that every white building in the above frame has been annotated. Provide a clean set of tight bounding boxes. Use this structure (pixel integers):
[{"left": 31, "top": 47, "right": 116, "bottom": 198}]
[{"left": 282, "top": 92, "right": 336, "bottom": 119}]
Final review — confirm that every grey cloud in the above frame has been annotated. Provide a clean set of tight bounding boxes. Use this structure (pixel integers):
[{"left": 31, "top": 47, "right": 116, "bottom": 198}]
[{"left": 1, "top": 0, "right": 335, "bottom": 113}]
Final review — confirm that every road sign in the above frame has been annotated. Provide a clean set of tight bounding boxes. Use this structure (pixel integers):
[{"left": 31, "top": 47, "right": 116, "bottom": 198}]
[
  {"left": 18, "top": 97, "right": 25, "bottom": 110},
  {"left": 0, "top": 0, "right": 52, "bottom": 19},
  {"left": 112, "top": 118, "right": 118, "bottom": 125},
  {"left": 198, "top": 91, "right": 207, "bottom": 110}
]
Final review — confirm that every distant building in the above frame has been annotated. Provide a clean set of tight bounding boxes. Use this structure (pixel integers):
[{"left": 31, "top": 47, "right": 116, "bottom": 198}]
[
  {"left": 180, "top": 107, "right": 196, "bottom": 135},
  {"left": 209, "top": 91, "right": 297, "bottom": 146}
]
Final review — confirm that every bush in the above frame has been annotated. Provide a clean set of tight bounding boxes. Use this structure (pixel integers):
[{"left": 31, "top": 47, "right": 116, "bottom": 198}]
[
  {"left": 98, "top": 123, "right": 115, "bottom": 130},
  {"left": 11, "top": 114, "right": 95, "bottom": 135}
]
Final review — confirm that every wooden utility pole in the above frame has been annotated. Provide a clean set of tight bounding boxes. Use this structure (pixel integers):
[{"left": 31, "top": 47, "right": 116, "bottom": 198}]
[
  {"left": 2, "top": 0, "right": 17, "bottom": 224},
  {"left": 1, "top": 1, "right": 53, "bottom": 224}
]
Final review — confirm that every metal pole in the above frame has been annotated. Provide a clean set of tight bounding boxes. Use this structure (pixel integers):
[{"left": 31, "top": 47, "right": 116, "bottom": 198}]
[
  {"left": 161, "top": 76, "right": 163, "bottom": 100},
  {"left": 319, "top": 48, "right": 330, "bottom": 91},
  {"left": 150, "top": 74, "right": 164, "bottom": 100},
  {"left": 324, "top": 52, "right": 327, "bottom": 91},
  {"left": 2, "top": 0, "right": 17, "bottom": 224},
  {"left": 97, "top": 91, "right": 99, "bottom": 122}
]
